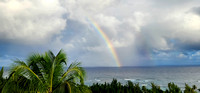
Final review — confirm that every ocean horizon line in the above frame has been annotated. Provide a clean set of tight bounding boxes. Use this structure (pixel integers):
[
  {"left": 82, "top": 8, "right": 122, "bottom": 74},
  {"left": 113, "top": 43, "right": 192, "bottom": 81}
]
[
  {"left": 82, "top": 65, "right": 200, "bottom": 68},
  {"left": 1, "top": 64, "right": 200, "bottom": 68}
]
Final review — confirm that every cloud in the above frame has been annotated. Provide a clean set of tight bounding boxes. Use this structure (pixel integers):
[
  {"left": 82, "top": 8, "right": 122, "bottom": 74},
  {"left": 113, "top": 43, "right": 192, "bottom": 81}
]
[
  {"left": 0, "top": 58, "right": 12, "bottom": 67},
  {"left": 57, "top": 0, "right": 200, "bottom": 66},
  {"left": 0, "top": 0, "right": 67, "bottom": 45},
  {"left": 191, "top": 51, "right": 200, "bottom": 57},
  {"left": 1, "top": 0, "right": 200, "bottom": 66},
  {"left": 192, "top": 7, "right": 200, "bottom": 15},
  {"left": 0, "top": 55, "right": 20, "bottom": 66},
  {"left": 178, "top": 53, "right": 187, "bottom": 58}
]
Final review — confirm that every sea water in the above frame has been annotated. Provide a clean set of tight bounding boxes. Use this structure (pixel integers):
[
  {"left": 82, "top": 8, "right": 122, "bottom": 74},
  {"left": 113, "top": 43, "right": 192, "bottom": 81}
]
[{"left": 84, "top": 66, "right": 200, "bottom": 90}]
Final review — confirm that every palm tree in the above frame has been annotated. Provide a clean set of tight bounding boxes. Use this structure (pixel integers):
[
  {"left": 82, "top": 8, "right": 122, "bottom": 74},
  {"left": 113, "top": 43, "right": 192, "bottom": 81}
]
[
  {"left": 0, "top": 67, "right": 7, "bottom": 92},
  {"left": 2, "top": 49, "right": 86, "bottom": 93}
]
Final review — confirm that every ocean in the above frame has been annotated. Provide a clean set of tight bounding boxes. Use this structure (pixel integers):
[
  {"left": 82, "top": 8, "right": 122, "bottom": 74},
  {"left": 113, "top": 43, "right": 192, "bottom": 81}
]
[
  {"left": 84, "top": 66, "right": 200, "bottom": 90},
  {"left": 2, "top": 66, "right": 200, "bottom": 90}
]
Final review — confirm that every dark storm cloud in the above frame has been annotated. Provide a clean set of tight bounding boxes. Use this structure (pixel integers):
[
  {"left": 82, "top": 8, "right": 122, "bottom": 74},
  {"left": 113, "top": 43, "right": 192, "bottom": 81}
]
[{"left": 172, "top": 40, "right": 200, "bottom": 50}]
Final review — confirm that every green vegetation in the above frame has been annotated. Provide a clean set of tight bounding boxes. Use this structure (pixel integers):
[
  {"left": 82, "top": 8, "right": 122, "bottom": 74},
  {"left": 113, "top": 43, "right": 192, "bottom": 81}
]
[
  {"left": 90, "top": 79, "right": 199, "bottom": 93},
  {"left": 0, "top": 67, "right": 7, "bottom": 92},
  {"left": 0, "top": 50, "right": 200, "bottom": 93},
  {"left": 0, "top": 50, "right": 90, "bottom": 93}
]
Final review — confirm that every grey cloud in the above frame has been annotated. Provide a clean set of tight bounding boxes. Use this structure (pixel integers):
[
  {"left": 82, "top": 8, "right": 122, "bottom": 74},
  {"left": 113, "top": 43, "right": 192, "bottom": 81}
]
[
  {"left": 172, "top": 40, "right": 200, "bottom": 50},
  {"left": 192, "top": 7, "right": 200, "bottom": 15}
]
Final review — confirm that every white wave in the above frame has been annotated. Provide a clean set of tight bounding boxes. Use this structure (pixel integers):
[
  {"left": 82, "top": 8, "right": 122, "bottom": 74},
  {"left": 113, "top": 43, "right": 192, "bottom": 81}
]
[
  {"left": 95, "top": 79, "right": 101, "bottom": 82},
  {"left": 144, "top": 80, "right": 150, "bottom": 82},
  {"left": 141, "top": 84, "right": 148, "bottom": 86},
  {"left": 124, "top": 78, "right": 136, "bottom": 82}
]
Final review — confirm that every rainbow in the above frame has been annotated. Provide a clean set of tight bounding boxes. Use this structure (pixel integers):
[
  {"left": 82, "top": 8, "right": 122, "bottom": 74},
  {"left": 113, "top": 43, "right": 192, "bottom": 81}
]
[{"left": 87, "top": 18, "right": 121, "bottom": 67}]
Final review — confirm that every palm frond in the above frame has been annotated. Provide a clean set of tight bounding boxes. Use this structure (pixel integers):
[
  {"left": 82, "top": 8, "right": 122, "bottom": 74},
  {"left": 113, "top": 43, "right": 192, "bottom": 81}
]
[
  {"left": 55, "top": 49, "right": 67, "bottom": 65},
  {"left": 60, "top": 62, "right": 86, "bottom": 85},
  {"left": 10, "top": 64, "right": 43, "bottom": 84},
  {"left": 27, "top": 54, "right": 45, "bottom": 82},
  {"left": 2, "top": 49, "right": 86, "bottom": 93},
  {"left": 0, "top": 67, "right": 4, "bottom": 78},
  {"left": 46, "top": 50, "right": 56, "bottom": 64}
]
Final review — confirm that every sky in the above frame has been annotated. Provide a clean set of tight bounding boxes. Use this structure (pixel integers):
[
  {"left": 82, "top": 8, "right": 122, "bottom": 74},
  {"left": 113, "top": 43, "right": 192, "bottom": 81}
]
[{"left": 1, "top": 0, "right": 200, "bottom": 67}]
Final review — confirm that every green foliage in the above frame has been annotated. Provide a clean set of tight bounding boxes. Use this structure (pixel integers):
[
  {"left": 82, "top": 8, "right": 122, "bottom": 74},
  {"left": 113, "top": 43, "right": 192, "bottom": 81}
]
[
  {"left": 90, "top": 79, "right": 144, "bottom": 93},
  {"left": 0, "top": 67, "right": 7, "bottom": 92},
  {"left": 90, "top": 79, "right": 199, "bottom": 93},
  {"left": 166, "top": 82, "right": 181, "bottom": 93},
  {"left": 184, "top": 84, "right": 197, "bottom": 93},
  {"left": 150, "top": 83, "right": 163, "bottom": 93},
  {"left": 1, "top": 49, "right": 86, "bottom": 93}
]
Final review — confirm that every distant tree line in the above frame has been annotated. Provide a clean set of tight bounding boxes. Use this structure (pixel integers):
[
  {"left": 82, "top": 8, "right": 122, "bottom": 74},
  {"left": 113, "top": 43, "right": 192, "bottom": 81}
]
[{"left": 90, "top": 79, "right": 199, "bottom": 93}]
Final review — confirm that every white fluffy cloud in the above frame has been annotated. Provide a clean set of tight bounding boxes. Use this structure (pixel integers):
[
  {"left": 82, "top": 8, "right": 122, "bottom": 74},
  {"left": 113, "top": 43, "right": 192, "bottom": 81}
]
[{"left": 0, "top": 0, "right": 66, "bottom": 44}]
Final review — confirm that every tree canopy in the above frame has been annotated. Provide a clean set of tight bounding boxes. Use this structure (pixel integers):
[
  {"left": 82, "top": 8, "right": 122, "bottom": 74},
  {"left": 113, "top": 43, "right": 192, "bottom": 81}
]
[{"left": 1, "top": 49, "right": 88, "bottom": 93}]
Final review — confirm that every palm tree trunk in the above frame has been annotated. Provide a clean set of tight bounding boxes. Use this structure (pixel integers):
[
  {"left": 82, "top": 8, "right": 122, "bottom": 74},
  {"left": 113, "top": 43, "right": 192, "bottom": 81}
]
[
  {"left": 66, "top": 82, "right": 71, "bottom": 93},
  {"left": 49, "top": 61, "right": 55, "bottom": 93}
]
